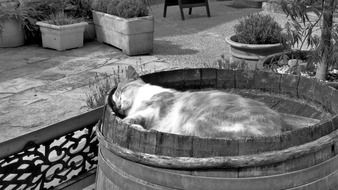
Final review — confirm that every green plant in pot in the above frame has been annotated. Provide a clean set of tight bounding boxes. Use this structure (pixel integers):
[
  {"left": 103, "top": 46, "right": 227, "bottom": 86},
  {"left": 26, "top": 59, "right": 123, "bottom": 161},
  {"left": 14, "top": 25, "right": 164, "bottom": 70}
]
[
  {"left": 24, "top": 0, "right": 94, "bottom": 45},
  {"left": 92, "top": 0, "right": 154, "bottom": 55},
  {"left": 65, "top": 0, "right": 94, "bottom": 20},
  {"left": 225, "top": 13, "right": 286, "bottom": 70},
  {"left": 36, "top": 8, "right": 88, "bottom": 51},
  {"left": 261, "top": 0, "right": 338, "bottom": 88},
  {"left": 0, "top": 0, "right": 40, "bottom": 47},
  {"left": 64, "top": 0, "right": 96, "bottom": 41}
]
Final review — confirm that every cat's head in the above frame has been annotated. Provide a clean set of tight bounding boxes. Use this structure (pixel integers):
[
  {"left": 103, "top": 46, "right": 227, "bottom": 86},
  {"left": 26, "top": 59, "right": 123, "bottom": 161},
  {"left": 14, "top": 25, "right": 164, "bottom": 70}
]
[{"left": 112, "top": 66, "right": 145, "bottom": 116}]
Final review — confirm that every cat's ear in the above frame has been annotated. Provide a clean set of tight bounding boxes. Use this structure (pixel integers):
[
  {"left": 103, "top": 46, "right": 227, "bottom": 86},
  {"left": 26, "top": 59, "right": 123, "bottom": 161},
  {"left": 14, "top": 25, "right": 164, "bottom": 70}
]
[{"left": 126, "top": 66, "right": 140, "bottom": 81}]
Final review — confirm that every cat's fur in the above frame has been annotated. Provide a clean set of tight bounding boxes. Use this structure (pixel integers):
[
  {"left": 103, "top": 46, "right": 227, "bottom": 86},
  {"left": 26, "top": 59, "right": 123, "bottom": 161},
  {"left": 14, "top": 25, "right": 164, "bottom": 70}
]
[{"left": 112, "top": 66, "right": 283, "bottom": 138}]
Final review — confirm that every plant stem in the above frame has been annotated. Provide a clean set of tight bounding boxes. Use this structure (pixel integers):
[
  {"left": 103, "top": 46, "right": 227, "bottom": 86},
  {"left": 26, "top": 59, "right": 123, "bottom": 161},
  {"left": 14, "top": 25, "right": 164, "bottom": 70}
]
[{"left": 316, "top": 0, "right": 335, "bottom": 80}]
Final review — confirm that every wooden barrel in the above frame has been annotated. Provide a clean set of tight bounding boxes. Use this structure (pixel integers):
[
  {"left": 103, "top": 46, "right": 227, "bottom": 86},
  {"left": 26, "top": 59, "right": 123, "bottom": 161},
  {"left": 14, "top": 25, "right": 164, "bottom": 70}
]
[{"left": 96, "top": 68, "right": 338, "bottom": 190}]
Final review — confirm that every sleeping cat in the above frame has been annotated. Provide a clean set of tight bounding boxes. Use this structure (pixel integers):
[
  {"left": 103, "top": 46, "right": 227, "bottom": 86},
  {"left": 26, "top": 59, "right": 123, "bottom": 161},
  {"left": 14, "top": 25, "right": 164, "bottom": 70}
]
[{"left": 112, "top": 66, "right": 283, "bottom": 138}]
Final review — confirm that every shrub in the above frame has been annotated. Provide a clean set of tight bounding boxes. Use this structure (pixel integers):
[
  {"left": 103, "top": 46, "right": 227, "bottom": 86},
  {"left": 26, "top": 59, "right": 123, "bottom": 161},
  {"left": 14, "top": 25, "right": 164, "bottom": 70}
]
[
  {"left": 115, "top": 0, "right": 148, "bottom": 18},
  {"left": 0, "top": 1, "right": 42, "bottom": 43},
  {"left": 18, "top": 0, "right": 92, "bottom": 44},
  {"left": 106, "top": 0, "right": 121, "bottom": 16},
  {"left": 92, "top": 0, "right": 110, "bottom": 13},
  {"left": 280, "top": 0, "right": 336, "bottom": 80},
  {"left": 47, "top": 11, "right": 82, "bottom": 25},
  {"left": 86, "top": 73, "right": 117, "bottom": 109},
  {"left": 65, "top": 0, "right": 94, "bottom": 20},
  {"left": 234, "top": 13, "right": 284, "bottom": 44},
  {"left": 94, "top": 0, "right": 149, "bottom": 18}
]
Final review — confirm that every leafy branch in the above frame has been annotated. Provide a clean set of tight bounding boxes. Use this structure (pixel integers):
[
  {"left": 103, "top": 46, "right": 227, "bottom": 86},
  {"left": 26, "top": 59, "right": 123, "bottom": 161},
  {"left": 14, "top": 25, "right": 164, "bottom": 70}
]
[{"left": 281, "top": 0, "right": 337, "bottom": 80}]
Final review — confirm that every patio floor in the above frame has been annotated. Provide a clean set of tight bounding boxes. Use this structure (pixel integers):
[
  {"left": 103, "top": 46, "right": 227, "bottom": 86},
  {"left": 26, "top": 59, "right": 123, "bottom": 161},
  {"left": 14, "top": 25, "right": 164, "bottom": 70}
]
[{"left": 0, "top": 0, "right": 283, "bottom": 142}]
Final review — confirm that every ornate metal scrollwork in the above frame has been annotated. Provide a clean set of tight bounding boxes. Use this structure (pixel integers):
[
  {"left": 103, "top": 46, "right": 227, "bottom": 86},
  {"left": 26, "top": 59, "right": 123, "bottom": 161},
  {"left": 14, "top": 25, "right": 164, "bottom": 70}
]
[{"left": 0, "top": 124, "right": 98, "bottom": 190}]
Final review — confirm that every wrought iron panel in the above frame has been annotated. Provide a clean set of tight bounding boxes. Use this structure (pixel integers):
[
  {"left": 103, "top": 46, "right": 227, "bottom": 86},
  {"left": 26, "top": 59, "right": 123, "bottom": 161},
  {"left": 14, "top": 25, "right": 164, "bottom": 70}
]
[{"left": 0, "top": 124, "right": 98, "bottom": 190}]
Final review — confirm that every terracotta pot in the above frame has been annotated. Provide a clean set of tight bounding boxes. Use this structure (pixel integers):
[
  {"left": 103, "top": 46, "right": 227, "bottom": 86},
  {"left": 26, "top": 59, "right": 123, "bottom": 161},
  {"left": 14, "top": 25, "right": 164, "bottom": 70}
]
[
  {"left": 0, "top": 18, "right": 24, "bottom": 47},
  {"left": 92, "top": 11, "right": 154, "bottom": 56},
  {"left": 225, "top": 35, "right": 284, "bottom": 70},
  {"left": 36, "top": 21, "right": 87, "bottom": 51}
]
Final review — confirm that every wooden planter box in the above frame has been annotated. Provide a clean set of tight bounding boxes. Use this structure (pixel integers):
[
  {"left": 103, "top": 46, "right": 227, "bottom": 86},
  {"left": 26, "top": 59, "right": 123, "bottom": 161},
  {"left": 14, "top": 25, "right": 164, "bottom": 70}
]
[
  {"left": 36, "top": 21, "right": 87, "bottom": 51},
  {"left": 92, "top": 11, "right": 154, "bottom": 56}
]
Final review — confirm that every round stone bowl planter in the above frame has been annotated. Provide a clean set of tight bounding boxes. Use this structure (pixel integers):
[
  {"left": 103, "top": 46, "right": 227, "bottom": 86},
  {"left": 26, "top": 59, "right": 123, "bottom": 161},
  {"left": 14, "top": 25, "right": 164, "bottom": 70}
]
[
  {"left": 225, "top": 35, "right": 284, "bottom": 70},
  {"left": 96, "top": 68, "right": 338, "bottom": 190}
]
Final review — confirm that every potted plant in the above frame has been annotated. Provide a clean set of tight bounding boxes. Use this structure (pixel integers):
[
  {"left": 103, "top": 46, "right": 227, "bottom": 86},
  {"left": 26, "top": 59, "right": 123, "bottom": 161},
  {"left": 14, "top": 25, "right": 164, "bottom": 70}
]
[
  {"left": 22, "top": 0, "right": 94, "bottom": 45},
  {"left": 36, "top": 11, "right": 87, "bottom": 51},
  {"left": 65, "top": 0, "right": 96, "bottom": 41},
  {"left": 261, "top": 0, "right": 338, "bottom": 88},
  {"left": 225, "top": 13, "right": 286, "bottom": 70},
  {"left": 0, "top": 0, "right": 38, "bottom": 47},
  {"left": 92, "top": 0, "right": 154, "bottom": 55}
]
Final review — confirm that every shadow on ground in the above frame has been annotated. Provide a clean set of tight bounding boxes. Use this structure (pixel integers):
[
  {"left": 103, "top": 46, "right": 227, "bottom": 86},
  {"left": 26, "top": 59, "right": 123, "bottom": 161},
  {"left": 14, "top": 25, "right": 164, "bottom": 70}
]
[
  {"left": 152, "top": 0, "right": 261, "bottom": 38},
  {"left": 154, "top": 40, "right": 199, "bottom": 55}
]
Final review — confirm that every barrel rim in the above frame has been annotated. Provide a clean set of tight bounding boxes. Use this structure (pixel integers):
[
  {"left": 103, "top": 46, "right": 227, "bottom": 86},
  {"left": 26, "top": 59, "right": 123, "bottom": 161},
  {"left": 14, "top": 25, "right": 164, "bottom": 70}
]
[
  {"left": 100, "top": 68, "right": 338, "bottom": 168},
  {"left": 96, "top": 120, "right": 338, "bottom": 169},
  {"left": 107, "top": 68, "right": 337, "bottom": 141},
  {"left": 107, "top": 88, "right": 337, "bottom": 141}
]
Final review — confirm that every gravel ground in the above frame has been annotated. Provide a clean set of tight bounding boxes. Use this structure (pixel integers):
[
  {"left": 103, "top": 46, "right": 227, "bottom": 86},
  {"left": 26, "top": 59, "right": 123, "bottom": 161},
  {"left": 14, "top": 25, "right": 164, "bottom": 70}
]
[
  {"left": 0, "top": 1, "right": 302, "bottom": 142},
  {"left": 149, "top": 0, "right": 323, "bottom": 68},
  {"left": 151, "top": 0, "right": 262, "bottom": 67}
]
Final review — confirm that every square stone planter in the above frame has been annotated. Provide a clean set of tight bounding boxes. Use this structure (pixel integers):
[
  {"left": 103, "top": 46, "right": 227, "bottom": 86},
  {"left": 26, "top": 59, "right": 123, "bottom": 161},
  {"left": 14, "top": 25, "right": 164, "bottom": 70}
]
[
  {"left": 0, "top": 18, "right": 24, "bottom": 47},
  {"left": 92, "top": 11, "right": 154, "bottom": 56},
  {"left": 36, "top": 21, "right": 87, "bottom": 51}
]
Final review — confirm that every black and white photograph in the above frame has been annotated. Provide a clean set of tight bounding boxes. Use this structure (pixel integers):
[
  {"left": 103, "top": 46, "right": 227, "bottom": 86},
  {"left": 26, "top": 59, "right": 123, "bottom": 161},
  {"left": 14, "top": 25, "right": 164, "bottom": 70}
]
[{"left": 1, "top": 0, "right": 338, "bottom": 189}]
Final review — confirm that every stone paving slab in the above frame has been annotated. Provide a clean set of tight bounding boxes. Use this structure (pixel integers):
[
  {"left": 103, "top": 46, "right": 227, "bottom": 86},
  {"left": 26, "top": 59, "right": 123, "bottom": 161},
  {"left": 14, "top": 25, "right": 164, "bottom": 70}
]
[
  {"left": 0, "top": 0, "right": 267, "bottom": 142},
  {"left": 0, "top": 78, "right": 45, "bottom": 93}
]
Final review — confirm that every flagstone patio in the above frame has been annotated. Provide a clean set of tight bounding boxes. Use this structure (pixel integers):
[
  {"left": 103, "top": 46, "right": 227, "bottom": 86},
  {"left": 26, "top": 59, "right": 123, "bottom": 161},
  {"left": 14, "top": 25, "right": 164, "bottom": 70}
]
[{"left": 0, "top": 0, "right": 282, "bottom": 142}]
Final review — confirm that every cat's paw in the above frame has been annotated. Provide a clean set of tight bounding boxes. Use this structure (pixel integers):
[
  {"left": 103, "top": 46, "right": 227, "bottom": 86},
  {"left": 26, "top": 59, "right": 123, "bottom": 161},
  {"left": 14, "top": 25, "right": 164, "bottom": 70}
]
[
  {"left": 122, "top": 118, "right": 138, "bottom": 125},
  {"left": 123, "top": 118, "right": 147, "bottom": 131},
  {"left": 148, "top": 128, "right": 159, "bottom": 133},
  {"left": 130, "top": 124, "right": 147, "bottom": 131}
]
